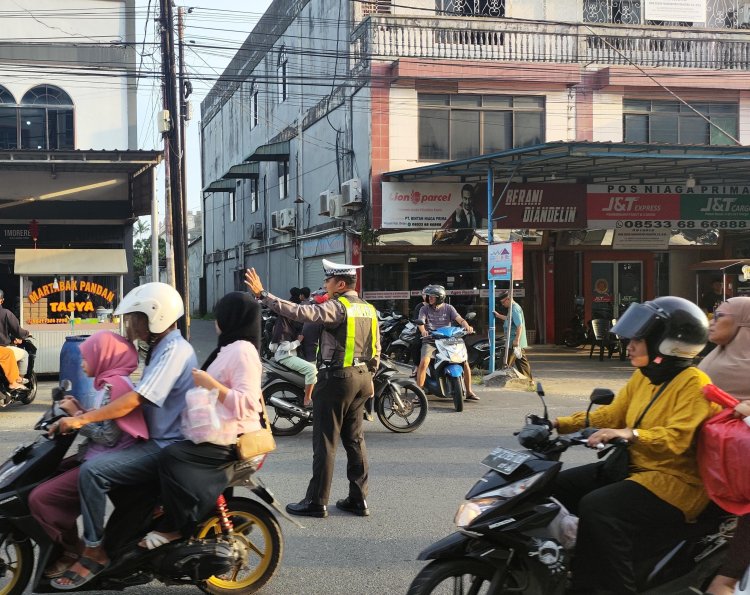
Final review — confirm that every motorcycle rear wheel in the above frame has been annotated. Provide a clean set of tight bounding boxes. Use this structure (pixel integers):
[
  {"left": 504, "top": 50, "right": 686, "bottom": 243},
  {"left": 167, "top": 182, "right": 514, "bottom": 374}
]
[
  {"left": 407, "top": 558, "right": 498, "bottom": 594},
  {"left": 197, "top": 499, "right": 283, "bottom": 595},
  {"left": 17, "top": 373, "right": 37, "bottom": 405},
  {"left": 376, "top": 382, "right": 427, "bottom": 433},
  {"left": 448, "top": 376, "right": 464, "bottom": 413},
  {"left": 263, "top": 382, "right": 308, "bottom": 436},
  {"left": 0, "top": 535, "right": 33, "bottom": 595}
]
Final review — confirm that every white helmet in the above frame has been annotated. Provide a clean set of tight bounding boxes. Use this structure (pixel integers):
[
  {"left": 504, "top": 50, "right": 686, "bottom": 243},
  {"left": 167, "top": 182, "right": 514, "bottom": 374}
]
[{"left": 115, "top": 282, "right": 184, "bottom": 334}]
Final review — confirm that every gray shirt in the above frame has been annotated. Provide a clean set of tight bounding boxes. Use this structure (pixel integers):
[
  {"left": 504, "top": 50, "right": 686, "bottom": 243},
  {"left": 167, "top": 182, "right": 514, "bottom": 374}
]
[{"left": 418, "top": 304, "right": 460, "bottom": 333}]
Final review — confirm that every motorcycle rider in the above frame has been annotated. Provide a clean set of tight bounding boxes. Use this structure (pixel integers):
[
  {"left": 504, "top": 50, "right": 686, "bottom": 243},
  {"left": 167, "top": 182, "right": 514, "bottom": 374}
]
[
  {"left": 245, "top": 259, "right": 380, "bottom": 518},
  {"left": 55, "top": 282, "right": 196, "bottom": 589},
  {"left": 0, "top": 289, "right": 30, "bottom": 380},
  {"left": 549, "top": 296, "right": 720, "bottom": 594},
  {"left": 415, "top": 285, "right": 476, "bottom": 400}
]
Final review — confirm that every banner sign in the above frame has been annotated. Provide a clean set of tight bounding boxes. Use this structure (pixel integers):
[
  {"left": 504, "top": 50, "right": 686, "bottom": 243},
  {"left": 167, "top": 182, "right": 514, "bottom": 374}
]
[
  {"left": 612, "top": 228, "right": 671, "bottom": 250},
  {"left": 488, "top": 242, "right": 523, "bottom": 281},
  {"left": 645, "top": 0, "right": 705, "bottom": 22},
  {"left": 587, "top": 184, "right": 750, "bottom": 230},
  {"left": 495, "top": 183, "right": 587, "bottom": 229},
  {"left": 381, "top": 182, "right": 469, "bottom": 229}
]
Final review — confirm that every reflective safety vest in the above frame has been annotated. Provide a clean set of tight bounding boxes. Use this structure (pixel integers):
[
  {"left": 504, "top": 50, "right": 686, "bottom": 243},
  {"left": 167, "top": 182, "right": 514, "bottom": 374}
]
[{"left": 335, "top": 295, "right": 378, "bottom": 367}]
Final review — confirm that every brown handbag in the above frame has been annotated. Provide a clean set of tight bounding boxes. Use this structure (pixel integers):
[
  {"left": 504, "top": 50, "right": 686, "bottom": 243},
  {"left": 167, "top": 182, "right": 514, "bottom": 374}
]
[{"left": 236, "top": 395, "right": 276, "bottom": 460}]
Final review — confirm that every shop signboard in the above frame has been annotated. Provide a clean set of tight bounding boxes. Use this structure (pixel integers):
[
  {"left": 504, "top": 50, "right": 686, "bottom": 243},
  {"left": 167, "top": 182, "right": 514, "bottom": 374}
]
[
  {"left": 381, "top": 182, "right": 478, "bottom": 229},
  {"left": 488, "top": 242, "right": 523, "bottom": 281},
  {"left": 612, "top": 228, "right": 671, "bottom": 250},
  {"left": 587, "top": 184, "right": 750, "bottom": 231},
  {"left": 645, "top": 0, "right": 705, "bottom": 22},
  {"left": 494, "top": 183, "right": 587, "bottom": 228}
]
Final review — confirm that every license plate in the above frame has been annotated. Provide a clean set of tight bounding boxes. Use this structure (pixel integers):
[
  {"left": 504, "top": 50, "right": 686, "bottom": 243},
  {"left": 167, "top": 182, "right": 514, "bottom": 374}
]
[
  {"left": 441, "top": 337, "right": 462, "bottom": 345},
  {"left": 481, "top": 447, "right": 532, "bottom": 476}
]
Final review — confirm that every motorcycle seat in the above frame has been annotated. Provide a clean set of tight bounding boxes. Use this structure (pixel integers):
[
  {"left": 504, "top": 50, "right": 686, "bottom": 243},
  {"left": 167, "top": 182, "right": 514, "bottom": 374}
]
[{"left": 227, "top": 458, "right": 264, "bottom": 487}]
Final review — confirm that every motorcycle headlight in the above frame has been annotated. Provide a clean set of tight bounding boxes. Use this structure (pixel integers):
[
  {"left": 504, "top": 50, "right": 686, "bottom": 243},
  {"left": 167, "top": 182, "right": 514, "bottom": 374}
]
[{"left": 454, "top": 472, "right": 546, "bottom": 528}]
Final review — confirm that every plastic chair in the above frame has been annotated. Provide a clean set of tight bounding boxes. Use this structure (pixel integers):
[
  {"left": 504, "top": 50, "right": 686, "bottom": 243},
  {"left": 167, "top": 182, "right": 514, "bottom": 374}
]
[{"left": 589, "top": 319, "right": 617, "bottom": 361}]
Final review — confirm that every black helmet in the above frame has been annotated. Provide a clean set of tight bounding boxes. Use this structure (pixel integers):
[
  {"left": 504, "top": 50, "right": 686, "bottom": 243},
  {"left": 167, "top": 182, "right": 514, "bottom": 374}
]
[
  {"left": 611, "top": 296, "right": 708, "bottom": 360},
  {"left": 424, "top": 284, "right": 446, "bottom": 305}
]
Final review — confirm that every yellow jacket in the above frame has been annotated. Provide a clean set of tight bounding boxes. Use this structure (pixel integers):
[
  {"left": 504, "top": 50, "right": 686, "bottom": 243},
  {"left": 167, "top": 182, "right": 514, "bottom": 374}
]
[{"left": 557, "top": 367, "right": 720, "bottom": 521}]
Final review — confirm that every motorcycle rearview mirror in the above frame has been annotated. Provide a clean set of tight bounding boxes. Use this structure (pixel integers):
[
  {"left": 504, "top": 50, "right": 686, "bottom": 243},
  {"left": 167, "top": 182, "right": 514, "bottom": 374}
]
[
  {"left": 535, "top": 382, "right": 549, "bottom": 420},
  {"left": 53, "top": 379, "right": 73, "bottom": 401},
  {"left": 584, "top": 388, "right": 615, "bottom": 427},
  {"left": 464, "top": 312, "right": 477, "bottom": 321}
]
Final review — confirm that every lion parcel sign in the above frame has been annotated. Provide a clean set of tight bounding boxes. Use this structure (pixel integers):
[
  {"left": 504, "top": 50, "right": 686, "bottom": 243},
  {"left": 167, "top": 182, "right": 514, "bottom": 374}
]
[
  {"left": 381, "top": 182, "right": 465, "bottom": 229},
  {"left": 587, "top": 184, "right": 750, "bottom": 231}
]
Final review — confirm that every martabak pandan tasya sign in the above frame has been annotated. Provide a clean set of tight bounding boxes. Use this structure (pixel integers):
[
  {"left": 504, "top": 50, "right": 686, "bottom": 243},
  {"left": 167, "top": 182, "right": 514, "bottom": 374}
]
[{"left": 27, "top": 279, "right": 115, "bottom": 323}]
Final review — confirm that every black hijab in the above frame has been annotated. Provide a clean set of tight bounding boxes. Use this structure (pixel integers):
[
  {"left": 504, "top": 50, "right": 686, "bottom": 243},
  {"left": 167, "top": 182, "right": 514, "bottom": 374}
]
[{"left": 201, "top": 292, "right": 262, "bottom": 370}]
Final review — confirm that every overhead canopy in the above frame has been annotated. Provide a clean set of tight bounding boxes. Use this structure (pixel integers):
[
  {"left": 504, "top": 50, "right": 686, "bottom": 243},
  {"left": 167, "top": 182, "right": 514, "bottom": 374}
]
[
  {"left": 245, "top": 140, "right": 289, "bottom": 162},
  {"left": 689, "top": 259, "right": 750, "bottom": 274},
  {"left": 223, "top": 162, "right": 259, "bottom": 179},
  {"left": 14, "top": 248, "right": 128, "bottom": 275},
  {"left": 383, "top": 141, "right": 750, "bottom": 184},
  {"left": 202, "top": 179, "right": 237, "bottom": 193}
]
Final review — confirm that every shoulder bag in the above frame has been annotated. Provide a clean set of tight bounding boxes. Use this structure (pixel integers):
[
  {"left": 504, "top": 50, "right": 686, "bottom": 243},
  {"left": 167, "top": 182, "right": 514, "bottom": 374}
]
[{"left": 237, "top": 394, "right": 276, "bottom": 460}]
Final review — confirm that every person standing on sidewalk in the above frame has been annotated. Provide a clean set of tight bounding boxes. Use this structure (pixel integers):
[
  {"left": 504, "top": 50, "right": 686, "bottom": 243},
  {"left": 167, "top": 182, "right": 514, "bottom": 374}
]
[
  {"left": 245, "top": 259, "right": 380, "bottom": 519},
  {"left": 494, "top": 291, "right": 534, "bottom": 389}
]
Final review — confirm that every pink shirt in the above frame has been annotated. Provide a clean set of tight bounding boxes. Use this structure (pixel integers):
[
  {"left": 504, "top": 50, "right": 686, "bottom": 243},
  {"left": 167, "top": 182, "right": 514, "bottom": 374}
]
[{"left": 205, "top": 340, "right": 264, "bottom": 435}]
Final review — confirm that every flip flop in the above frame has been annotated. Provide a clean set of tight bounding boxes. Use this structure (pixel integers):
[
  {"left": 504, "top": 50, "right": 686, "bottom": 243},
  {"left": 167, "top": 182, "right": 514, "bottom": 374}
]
[
  {"left": 43, "top": 553, "right": 79, "bottom": 579},
  {"left": 51, "top": 555, "right": 109, "bottom": 590}
]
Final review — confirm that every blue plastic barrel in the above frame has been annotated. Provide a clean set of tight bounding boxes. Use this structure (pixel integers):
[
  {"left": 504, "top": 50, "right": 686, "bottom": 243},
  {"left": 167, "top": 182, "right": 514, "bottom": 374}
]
[{"left": 59, "top": 335, "right": 95, "bottom": 409}]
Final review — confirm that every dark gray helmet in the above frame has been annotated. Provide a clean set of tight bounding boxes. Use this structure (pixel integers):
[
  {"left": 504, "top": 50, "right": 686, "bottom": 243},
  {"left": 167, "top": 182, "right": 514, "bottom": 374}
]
[{"left": 424, "top": 284, "right": 446, "bottom": 305}]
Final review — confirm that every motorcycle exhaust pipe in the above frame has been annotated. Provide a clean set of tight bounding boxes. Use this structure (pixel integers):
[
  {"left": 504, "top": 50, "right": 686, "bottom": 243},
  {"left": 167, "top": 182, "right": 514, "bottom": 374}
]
[{"left": 268, "top": 396, "right": 312, "bottom": 420}]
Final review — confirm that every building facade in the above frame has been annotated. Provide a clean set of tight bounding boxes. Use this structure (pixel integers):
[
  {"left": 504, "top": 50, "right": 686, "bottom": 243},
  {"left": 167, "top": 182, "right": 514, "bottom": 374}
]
[{"left": 201, "top": 0, "right": 750, "bottom": 340}]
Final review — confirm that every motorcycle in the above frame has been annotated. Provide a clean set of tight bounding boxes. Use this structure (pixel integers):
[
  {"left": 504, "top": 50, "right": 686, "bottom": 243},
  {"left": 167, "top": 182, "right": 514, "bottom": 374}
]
[
  {"left": 385, "top": 321, "right": 419, "bottom": 365},
  {"left": 260, "top": 308, "right": 278, "bottom": 360},
  {"left": 379, "top": 313, "right": 409, "bottom": 355},
  {"left": 262, "top": 355, "right": 428, "bottom": 435},
  {"left": 0, "top": 336, "right": 38, "bottom": 407},
  {"left": 407, "top": 384, "right": 736, "bottom": 594},
  {"left": 562, "top": 297, "right": 589, "bottom": 349},
  {"left": 0, "top": 380, "right": 289, "bottom": 595},
  {"left": 420, "top": 326, "right": 471, "bottom": 413},
  {"left": 465, "top": 334, "right": 506, "bottom": 373}
]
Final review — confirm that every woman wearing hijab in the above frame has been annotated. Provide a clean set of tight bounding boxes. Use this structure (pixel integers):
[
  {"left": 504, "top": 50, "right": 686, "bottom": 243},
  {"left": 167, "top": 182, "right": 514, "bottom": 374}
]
[
  {"left": 29, "top": 331, "right": 145, "bottom": 579},
  {"left": 699, "top": 297, "right": 750, "bottom": 595},
  {"left": 139, "top": 291, "right": 264, "bottom": 549}
]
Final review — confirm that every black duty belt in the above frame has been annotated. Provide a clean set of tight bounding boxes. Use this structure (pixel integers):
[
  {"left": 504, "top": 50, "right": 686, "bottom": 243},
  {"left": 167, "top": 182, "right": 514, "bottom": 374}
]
[{"left": 319, "top": 359, "right": 368, "bottom": 370}]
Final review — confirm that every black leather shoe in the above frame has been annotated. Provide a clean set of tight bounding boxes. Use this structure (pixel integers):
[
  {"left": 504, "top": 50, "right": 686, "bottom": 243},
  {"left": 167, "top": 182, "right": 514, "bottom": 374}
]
[
  {"left": 286, "top": 499, "right": 327, "bottom": 518},
  {"left": 336, "top": 497, "right": 369, "bottom": 517}
]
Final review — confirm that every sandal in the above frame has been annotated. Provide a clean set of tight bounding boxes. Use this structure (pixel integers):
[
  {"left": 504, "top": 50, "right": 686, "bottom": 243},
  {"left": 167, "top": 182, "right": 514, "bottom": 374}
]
[
  {"left": 43, "top": 553, "right": 79, "bottom": 579},
  {"left": 51, "top": 555, "right": 109, "bottom": 590},
  {"left": 138, "top": 530, "right": 182, "bottom": 550}
]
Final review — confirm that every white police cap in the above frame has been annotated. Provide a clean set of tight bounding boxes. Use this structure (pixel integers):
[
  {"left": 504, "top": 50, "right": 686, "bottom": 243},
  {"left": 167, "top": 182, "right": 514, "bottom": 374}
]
[{"left": 322, "top": 258, "right": 363, "bottom": 279}]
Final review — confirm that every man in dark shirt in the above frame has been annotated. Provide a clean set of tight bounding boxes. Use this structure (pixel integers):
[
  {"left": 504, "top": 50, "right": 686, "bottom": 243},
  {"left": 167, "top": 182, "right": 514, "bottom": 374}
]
[
  {"left": 0, "top": 290, "right": 30, "bottom": 376},
  {"left": 700, "top": 277, "right": 725, "bottom": 315}
]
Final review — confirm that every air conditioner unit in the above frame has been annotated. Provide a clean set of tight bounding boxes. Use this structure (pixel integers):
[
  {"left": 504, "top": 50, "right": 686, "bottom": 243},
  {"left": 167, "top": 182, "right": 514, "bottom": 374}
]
[
  {"left": 341, "top": 178, "right": 363, "bottom": 207},
  {"left": 319, "top": 191, "right": 332, "bottom": 216},
  {"left": 271, "top": 210, "right": 282, "bottom": 231},
  {"left": 278, "top": 208, "right": 296, "bottom": 231},
  {"left": 251, "top": 222, "right": 264, "bottom": 240},
  {"left": 328, "top": 194, "right": 344, "bottom": 218}
]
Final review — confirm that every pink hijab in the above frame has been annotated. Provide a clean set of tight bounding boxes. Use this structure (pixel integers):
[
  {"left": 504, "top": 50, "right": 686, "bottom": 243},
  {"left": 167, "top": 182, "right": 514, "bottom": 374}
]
[
  {"left": 79, "top": 331, "right": 148, "bottom": 439},
  {"left": 699, "top": 297, "right": 750, "bottom": 401}
]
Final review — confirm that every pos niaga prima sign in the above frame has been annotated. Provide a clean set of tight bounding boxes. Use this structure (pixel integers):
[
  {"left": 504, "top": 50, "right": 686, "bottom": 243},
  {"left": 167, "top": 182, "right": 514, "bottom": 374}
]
[{"left": 381, "top": 182, "right": 466, "bottom": 229}]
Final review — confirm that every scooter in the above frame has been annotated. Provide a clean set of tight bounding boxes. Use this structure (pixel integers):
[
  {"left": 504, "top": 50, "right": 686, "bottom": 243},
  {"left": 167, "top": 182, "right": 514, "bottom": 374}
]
[
  {"left": 385, "top": 321, "right": 419, "bottom": 364},
  {"left": 0, "top": 336, "right": 38, "bottom": 407},
  {"left": 0, "top": 380, "right": 290, "bottom": 595},
  {"left": 407, "top": 384, "right": 736, "bottom": 594},
  {"left": 262, "top": 355, "right": 428, "bottom": 435},
  {"left": 420, "top": 326, "right": 471, "bottom": 413}
]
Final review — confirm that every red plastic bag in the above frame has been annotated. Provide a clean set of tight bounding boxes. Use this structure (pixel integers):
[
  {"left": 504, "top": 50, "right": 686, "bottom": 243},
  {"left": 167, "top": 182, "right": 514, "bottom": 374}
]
[{"left": 698, "top": 408, "right": 750, "bottom": 515}]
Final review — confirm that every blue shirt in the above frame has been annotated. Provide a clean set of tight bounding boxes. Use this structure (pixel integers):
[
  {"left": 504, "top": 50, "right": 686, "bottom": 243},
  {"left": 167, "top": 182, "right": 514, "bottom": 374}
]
[
  {"left": 503, "top": 302, "right": 528, "bottom": 348},
  {"left": 135, "top": 329, "right": 197, "bottom": 447}
]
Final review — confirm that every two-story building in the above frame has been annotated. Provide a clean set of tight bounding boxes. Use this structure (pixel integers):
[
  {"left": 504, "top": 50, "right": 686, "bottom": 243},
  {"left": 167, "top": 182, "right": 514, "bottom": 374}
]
[{"left": 200, "top": 0, "right": 750, "bottom": 341}]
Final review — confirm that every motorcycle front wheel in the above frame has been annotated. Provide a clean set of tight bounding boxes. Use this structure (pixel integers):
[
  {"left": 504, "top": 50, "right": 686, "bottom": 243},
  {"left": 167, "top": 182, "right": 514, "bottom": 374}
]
[
  {"left": 263, "top": 382, "right": 308, "bottom": 436},
  {"left": 447, "top": 376, "right": 464, "bottom": 413},
  {"left": 0, "top": 534, "right": 33, "bottom": 595},
  {"left": 376, "top": 382, "right": 427, "bottom": 433},
  {"left": 407, "top": 559, "right": 498, "bottom": 594},
  {"left": 197, "top": 499, "right": 283, "bottom": 595},
  {"left": 18, "top": 373, "right": 37, "bottom": 405}
]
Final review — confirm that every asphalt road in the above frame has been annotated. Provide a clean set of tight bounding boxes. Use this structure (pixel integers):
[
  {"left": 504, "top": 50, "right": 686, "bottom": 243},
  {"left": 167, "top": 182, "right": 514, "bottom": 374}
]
[{"left": 5, "top": 326, "right": 633, "bottom": 595}]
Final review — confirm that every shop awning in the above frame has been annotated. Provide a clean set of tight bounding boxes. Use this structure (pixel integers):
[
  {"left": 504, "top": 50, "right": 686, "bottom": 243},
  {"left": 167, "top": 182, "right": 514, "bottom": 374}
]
[
  {"left": 202, "top": 179, "right": 237, "bottom": 193},
  {"left": 383, "top": 141, "right": 750, "bottom": 185},
  {"left": 14, "top": 248, "right": 128, "bottom": 275},
  {"left": 223, "top": 162, "right": 259, "bottom": 179},
  {"left": 245, "top": 140, "right": 289, "bottom": 162},
  {"left": 689, "top": 259, "right": 750, "bottom": 274}
]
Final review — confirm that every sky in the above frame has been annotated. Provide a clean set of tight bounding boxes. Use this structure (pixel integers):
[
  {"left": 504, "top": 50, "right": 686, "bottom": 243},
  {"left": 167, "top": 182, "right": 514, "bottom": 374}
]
[{"left": 137, "top": 1, "right": 272, "bottom": 214}]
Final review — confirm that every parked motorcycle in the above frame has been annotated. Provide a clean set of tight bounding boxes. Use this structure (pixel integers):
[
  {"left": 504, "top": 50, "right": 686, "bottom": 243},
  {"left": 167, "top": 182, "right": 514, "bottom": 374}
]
[
  {"left": 407, "top": 384, "right": 736, "bottom": 594},
  {"left": 262, "top": 355, "right": 428, "bottom": 435},
  {"left": 420, "top": 326, "right": 471, "bottom": 413},
  {"left": 385, "top": 321, "right": 419, "bottom": 364},
  {"left": 465, "top": 334, "right": 506, "bottom": 372},
  {"left": 0, "top": 380, "right": 288, "bottom": 595},
  {"left": 0, "top": 336, "right": 38, "bottom": 407},
  {"left": 379, "top": 313, "right": 409, "bottom": 355},
  {"left": 562, "top": 297, "right": 589, "bottom": 348}
]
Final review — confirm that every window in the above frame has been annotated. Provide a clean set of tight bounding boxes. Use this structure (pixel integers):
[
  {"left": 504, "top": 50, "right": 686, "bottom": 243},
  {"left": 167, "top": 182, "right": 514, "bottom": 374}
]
[
  {"left": 250, "top": 178, "right": 258, "bottom": 213},
  {"left": 244, "top": 81, "right": 259, "bottom": 130},
  {"left": 19, "top": 85, "right": 74, "bottom": 150},
  {"left": 252, "top": 90, "right": 259, "bottom": 129},
  {"left": 277, "top": 47, "right": 288, "bottom": 104},
  {"left": 278, "top": 161, "right": 289, "bottom": 199},
  {"left": 436, "top": 0, "right": 505, "bottom": 17},
  {"left": 623, "top": 99, "right": 737, "bottom": 145},
  {"left": 230, "top": 182, "right": 238, "bottom": 222},
  {"left": 583, "top": 0, "right": 641, "bottom": 24},
  {"left": 0, "top": 86, "right": 17, "bottom": 149},
  {"left": 418, "top": 94, "right": 544, "bottom": 160}
]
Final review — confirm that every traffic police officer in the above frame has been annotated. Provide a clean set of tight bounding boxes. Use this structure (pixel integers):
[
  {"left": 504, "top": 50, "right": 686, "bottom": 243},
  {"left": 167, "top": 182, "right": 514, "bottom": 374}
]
[{"left": 245, "top": 259, "right": 380, "bottom": 518}]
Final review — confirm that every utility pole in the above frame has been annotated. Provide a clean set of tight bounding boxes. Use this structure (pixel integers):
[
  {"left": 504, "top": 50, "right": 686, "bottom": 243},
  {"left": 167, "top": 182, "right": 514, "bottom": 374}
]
[
  {"left": 159, "top": 0, "right": 188, "bottom": 336},
  {"left": 177, "top": 6, "right": 190, "bottom": 336},
  {"left": 158, "top": 0, "right": 175, "bottom": 289}
]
